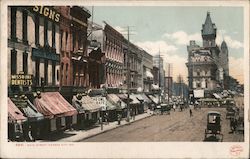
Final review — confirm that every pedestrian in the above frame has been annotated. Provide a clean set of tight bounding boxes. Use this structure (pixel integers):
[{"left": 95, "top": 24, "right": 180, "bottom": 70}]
[
  {"left": 27, "top": 126, "right": 34, "bottom": 142},
  {"left": 117, "top": 114, "right": 121, "bottom": 125},
  {"left": 173, "top": 103, "right": 176, "bottom": 112},
  {"left": 189, "top": 109, "right": 193, "bottom": 117},
  {"left": 99, "top": 117, "right": 103, "bottom": 130}
]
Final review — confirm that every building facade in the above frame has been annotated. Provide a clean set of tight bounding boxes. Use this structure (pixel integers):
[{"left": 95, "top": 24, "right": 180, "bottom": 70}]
[
  {"left": 90, "top": 22, "right": 124, "bottom": 88},
  {"left": 186, "top": 12, "right": 230, "bottom": 97},
  {"left": 141, "top": 50, "right": 153, "bottom": 92},
  {"left": 8, "top": 6, "right": 61, "bottom": 94},
  {"left": 153, "top": 55, "right": 165, "bottom": 89}
]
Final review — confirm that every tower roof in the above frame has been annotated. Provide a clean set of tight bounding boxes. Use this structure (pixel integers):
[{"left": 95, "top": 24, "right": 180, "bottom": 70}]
[
  {"left": 221, "top": 40, "right": 228, "bottom": 49},
  {"left": 202, "top": 12, "right": 217, "bottom": 36}
]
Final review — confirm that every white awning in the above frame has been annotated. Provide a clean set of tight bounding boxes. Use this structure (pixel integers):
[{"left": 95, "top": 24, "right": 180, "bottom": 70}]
[
  {"left": 152, "top": 84, "right": 159, "bottom": 90},
  {"left": 146, "top": 71, "right": 153, "bottom": 78},
  {"left": 213, "top": 93, "right": 222, "bottom": 99}
]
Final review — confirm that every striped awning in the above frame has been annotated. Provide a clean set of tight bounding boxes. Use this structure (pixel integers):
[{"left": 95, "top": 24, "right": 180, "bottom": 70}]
[
  {"left": 34, "top": 92, "right": 77, "bottom": 118},
  {"left": 8, "top": 98, "right": 27, "bottom": 123},
  {"left": 81, "top": 95, "right": 102, "bottom": 113}
]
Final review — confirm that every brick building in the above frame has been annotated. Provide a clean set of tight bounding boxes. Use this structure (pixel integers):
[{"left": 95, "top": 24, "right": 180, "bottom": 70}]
[{"left": 8, "top": 6, "right": 61, "bottom": 94}]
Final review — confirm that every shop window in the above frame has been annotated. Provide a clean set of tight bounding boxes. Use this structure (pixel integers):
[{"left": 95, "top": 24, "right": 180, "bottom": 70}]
[
  {"left": 23, "top": 51, "right": 28, "bottom": 74},
  {"left": 11, "top": 49, "right": 17, "bottom": 74},
  {"left": 44, "top": 19, "right": 48, "bottom": 47},
  {"left": 22, "top": 10, "right": 28, "bottom": 44},
  {"left": 10, "top": 7, "right": 17, "bottom": 41},
  {"left": 35, "top": 15, "right": 39, "bottom": 46},
  {"left": 52, "top": 23, "right": 56, "bottom": 49}
]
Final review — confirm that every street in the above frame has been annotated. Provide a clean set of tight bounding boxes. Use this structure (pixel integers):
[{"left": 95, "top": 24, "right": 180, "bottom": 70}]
[{"left": 80, "top": 108, "right": 244, "bottom": 142}]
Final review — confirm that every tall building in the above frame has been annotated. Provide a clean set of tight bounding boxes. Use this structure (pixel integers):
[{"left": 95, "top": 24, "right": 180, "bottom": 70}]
[
  {"left": 153, "top": 55, "right": 165, "bottom": 89},
  {"left": 90, "top": 22, "right": 124, "bottom": 88},
  {"left": 186, "top": 12, "right": 230, "bottom": 97},
  {"left": 8, "top": 6, "right": 61, "bottom": 94}
]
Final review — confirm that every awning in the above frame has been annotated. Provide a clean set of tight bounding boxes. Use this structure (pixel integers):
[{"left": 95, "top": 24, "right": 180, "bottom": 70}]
[
  {"left": 80, "top": 95, "right": 102, "bottom": 113},
  {"left": 33, "top": 92, "right": 77, "bottom": 118},
  {"left": 148, "top": 95, "right": 159, "bottom": 104},
  {"left": 72, "top": 96, "right": 85, "bottom": 114},
  {"left": 8, "top": 98, "right": 27, "bottom": 123},
  {"left": 106, "top": 100, "right": 117, "bottom": 110},
  {"left": 213, "top": 93, "right": 222, "bottom": 99},
  {"left": 107, "top": 94, "right": 126, "bottom": 109},
  {"left": 140, "top": 94, "right": 152, "bottom": 103},
  {"left": 130, "top": 94, "right": 141, "bottom": 105},
  {"left": 151, "top": 84, "right": 159, "bottom": 90},
  {"left": 146, "top": 71, "right": 153, "bottom": 78},
  {"left": 11, "top": 97, "right": 44, "bottom": 122}
]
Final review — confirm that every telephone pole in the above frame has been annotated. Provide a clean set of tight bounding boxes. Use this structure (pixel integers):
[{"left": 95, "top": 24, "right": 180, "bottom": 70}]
[{"left": 126, "top": 26, "right": 131, "bottom": 122}]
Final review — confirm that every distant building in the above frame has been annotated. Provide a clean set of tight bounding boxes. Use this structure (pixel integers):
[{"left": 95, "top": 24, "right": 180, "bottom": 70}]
[
  {"left": 186, "top": 12, "right": 230, "bottom": 97},
  {"left": 153, "top": 55, "right": 165, "bottom": 89}
]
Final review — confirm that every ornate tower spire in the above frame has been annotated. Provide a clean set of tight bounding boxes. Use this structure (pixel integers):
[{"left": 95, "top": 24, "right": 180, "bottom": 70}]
[{"left": 201, "top": 12, "right": 217, "bottom": 48}]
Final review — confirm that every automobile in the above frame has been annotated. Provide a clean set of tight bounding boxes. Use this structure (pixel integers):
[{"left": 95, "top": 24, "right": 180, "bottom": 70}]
[{"left": 204, "top": 111, "right": 223, "bottom": 141}]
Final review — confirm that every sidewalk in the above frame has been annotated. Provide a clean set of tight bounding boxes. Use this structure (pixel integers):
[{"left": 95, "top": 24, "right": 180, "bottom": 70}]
[{"left": 57, "top": 111, "right": 153, "bottom": 142}]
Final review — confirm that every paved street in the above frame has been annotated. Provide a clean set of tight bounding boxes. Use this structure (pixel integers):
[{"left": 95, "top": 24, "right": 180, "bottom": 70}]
[{"left": 81, "top": 108, "right": 244, "bottom": 142}]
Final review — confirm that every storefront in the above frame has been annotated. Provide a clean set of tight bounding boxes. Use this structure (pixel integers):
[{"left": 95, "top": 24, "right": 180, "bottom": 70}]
[
  {"left": 72, "top": 94, "right": 101, "bottom": 128},
  {"left": 72, "top": 94, "right": 85, "bottom": 129},
  {"left": 107, "top": 94, "right": 127, "bottom": 118},
  {"left": 8, "top": 98, "right": 27, "bottom": 141},
  {"left": 33, "top": 92, "right": 77, "bottom": 136},
  {"left": 10, "top": 95, "right": 44, "bottom": 140}
]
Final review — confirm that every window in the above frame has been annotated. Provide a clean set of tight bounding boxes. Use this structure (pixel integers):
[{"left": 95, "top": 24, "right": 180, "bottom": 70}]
[
  {"left": 44, "top": 19, "right": 48, "bottom": 47},
  {"left": 44, "top": 60, "right": 48, "bottom": 85},
  {"left": 35, "top": 15, "right": 40, "bottom": 46},
  {"left": 52, "top": 23, "right": 56, "bottom": 49},
  {"left": 61, "top": 63, "right": 64, "bottom": 85},
  {"left": 52, "top": 61, "right": 55, "bottom": 85},
  {"left": 10, "top": 7, "right": 17, "bottom": 41},
  {"left": 60, "top": 30, "right": 63, "bottom": 50},
  {"left": 66, "top": 63, "right": 68, "bottom": 85},
  {"left": 72, "top": 31, "right": 76, "bottom": 51},
  {"left": 11, "top": 49, "right": 17, "bottom": 74},
  {"left": 197, "top": 71, "right": 200, "bottom": 76},
  {"left": 73, "top": 63, "right": 76, "bottom": 86},
  {"left": 35, "top": 59, "right": 40, "bottom": 85},
  {"left": 65, "top": 31, "right": 68, "bottom": 48},
  {"left": 22, "top": 10, "right": 28, "bottom": 44},
  {"left": 197, "top": 82, "right": 201, "bottom": 88},
  {"left": 23, "top": 52, "right": 28, "bottom": 74},
  {"left": 56, "top": 69, "right": 59, "bottom": 82}
]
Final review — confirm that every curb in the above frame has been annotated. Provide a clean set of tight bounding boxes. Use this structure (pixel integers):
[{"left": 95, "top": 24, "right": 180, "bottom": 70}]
[{"left": 74, "top": 114, "right": 153, "bottom": 142}]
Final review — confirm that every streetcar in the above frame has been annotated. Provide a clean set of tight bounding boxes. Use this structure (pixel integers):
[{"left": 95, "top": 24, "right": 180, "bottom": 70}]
[{"left": 204, "top": 111, "right": 223, "bottom": 141}]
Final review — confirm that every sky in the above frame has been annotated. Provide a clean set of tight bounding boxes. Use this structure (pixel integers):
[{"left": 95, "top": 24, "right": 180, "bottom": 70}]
[{"left": 86, "top": 6, "right": 244, "bottom": 84}]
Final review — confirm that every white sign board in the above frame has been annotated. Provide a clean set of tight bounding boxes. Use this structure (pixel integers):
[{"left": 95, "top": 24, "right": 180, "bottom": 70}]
[{"left": 193, "top": 89, "right": 204, "bottom": 98}]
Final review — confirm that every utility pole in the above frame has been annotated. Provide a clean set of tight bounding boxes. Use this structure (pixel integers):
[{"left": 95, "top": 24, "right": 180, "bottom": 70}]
[
  {"left": 120, "top": 26, "right": 136, "bottom": 123},
  {"left": 167, "top": 63, "right": 170, "bottom": 105},
  {"left": 158, "top": 49, "right": 161, "bottom": 104},
  {"left": 126, "top": 26, "right": 131, "bottom": 123}
]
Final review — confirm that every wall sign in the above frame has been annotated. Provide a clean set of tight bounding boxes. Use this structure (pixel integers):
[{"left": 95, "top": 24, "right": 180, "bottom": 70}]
[
  {"left": 33, "top": 6, "right": 60, "bottom": 22},
  {"left": 11, "top": 73, "right": 33, "bottom": 86}
]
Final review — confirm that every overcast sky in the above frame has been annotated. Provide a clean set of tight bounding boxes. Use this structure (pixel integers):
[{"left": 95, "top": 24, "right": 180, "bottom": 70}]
[{"left": 86, "top": 6, "right": 244, "bottom": 84}]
